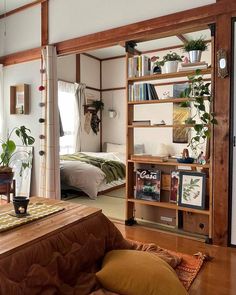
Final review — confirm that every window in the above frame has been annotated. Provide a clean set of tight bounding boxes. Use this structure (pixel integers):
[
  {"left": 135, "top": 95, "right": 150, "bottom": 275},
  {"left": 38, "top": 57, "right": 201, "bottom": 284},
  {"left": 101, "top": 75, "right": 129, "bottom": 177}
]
[{"left": 58, "top": 81, "right": 76, "bottom": 155}]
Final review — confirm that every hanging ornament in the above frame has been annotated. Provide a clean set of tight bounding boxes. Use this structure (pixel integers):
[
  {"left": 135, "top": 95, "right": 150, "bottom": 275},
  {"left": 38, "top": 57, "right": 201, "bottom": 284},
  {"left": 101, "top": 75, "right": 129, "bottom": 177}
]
[
  {"left": 40, "top": 68, "right": 46, "bottom": 74},
  {"left": 38, "top": 85, "right": 45, "bottom": 91}
]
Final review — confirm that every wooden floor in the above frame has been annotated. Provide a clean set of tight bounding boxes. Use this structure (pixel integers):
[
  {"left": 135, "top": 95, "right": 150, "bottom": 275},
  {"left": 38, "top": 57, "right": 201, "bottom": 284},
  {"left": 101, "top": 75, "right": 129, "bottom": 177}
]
[{"left": 114, "top": 222, "right": 236, "bottom": 295}]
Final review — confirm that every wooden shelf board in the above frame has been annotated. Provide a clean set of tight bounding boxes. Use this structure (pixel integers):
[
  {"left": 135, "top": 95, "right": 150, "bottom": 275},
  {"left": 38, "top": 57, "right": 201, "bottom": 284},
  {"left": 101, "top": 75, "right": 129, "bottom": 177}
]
[
  {"left": 127, "top": 159, "right": 210, "bottom": 168},
  {"left": 128, "top": 97, "right": 209, "bottom": 105},
  {"left": 127, "top": 68, "right": 212, "bottom": 83},
  {"left": 127, "top": 198, "right": 210, "bottom": 215},
  {"left": 128, "top": 124, "right": 209, "bottom": 128}
]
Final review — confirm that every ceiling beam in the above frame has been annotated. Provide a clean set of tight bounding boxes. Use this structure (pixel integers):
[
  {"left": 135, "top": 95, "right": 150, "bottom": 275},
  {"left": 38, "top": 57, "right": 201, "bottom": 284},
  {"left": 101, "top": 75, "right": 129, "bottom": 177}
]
[
  {"left": 0, "top": 0, "right": 47, "bottom": 19},
  {"left": 176, "top": 34, "right": 188, "bottom": 43}
]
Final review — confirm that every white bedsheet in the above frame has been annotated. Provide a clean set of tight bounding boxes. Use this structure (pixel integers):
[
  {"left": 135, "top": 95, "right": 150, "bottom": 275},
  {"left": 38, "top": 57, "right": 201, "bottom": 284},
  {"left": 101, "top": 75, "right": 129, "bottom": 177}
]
[{"left": 60, "top": 152, "right": 125, "bottom": 199}]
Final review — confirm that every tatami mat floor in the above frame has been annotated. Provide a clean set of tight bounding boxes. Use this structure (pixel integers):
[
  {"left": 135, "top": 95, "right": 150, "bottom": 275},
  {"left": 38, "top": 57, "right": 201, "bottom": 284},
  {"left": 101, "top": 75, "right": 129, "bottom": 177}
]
[{"left": 66, "top": 187, "right": 125, "bottom": 220}]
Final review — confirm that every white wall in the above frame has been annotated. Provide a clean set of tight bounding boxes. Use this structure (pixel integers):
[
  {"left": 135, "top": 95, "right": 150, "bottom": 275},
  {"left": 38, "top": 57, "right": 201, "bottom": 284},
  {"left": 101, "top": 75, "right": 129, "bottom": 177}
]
[
  {"left": 0, "top": 5, "right": 41, "bottom": 56},
  {"left": 57, "top": 54, "right": 76, "bottom": 82},
  {"left": 80, "top": 54, "right": 101, "bottom": 151},
  {"left": 49, "top": 0, "right": 216, "bottom": 44},
  {"left": 102, "top": 58, "right": 126, "bottom": 145},
  {"left": 3, "top": 60, "right": 41, "bottom": 196}
]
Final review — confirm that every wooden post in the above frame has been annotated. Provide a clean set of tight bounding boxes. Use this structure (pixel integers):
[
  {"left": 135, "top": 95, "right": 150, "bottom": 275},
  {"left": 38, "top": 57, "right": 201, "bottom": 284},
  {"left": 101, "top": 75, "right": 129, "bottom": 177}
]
[
  {"left": 212, "top": 13, "right": 232, "bottom": 246},
  {"left": 41, "top": 0, "right": 48, "bottom": 46}
]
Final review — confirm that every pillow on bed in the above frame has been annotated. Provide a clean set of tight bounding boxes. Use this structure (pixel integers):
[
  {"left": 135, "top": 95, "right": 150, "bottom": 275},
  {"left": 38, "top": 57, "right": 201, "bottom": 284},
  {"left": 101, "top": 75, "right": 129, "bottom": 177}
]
[
  {"left": 96, "top": 250, "right": 187, "bottom": 295},
  {"left": 106, "top": 143, "right": 126, "bottom": 153}
]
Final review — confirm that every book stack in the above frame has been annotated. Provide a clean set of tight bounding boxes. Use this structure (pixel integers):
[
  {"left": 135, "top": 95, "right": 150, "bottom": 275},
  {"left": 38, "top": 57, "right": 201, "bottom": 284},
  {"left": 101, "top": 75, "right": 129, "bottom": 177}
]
[
  {"left": 128, "top": 83, "right": 158, "bottom": 101},
  {"left": 178, "top": 61, "right": 208, "bottom": 72},
  {"left": 128, "top": 55, "right": 151, "bottom": 77}
]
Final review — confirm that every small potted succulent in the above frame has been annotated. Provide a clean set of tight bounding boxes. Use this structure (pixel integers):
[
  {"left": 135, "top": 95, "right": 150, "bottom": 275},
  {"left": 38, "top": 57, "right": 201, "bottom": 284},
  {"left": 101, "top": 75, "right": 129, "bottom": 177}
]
[
  {"left": 183, "top": 37, "right": 208, "bottom": 63},
  {"left": 151, "top": 52, "right": 184, "bottom": 74},
  {"left": 0, "top": 126, "right": 35, "bottom": 185}
]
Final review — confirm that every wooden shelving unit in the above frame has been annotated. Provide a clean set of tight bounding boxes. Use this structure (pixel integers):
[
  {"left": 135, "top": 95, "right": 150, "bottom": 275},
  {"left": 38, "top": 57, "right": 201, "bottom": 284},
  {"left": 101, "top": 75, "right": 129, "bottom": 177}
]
[{"left": 125, "top": 50, "right": 213, "bottom": 243}]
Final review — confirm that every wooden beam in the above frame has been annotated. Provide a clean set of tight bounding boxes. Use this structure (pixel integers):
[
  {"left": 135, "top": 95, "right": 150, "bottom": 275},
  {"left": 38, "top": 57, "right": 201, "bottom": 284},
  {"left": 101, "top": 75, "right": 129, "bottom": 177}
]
[
  {"left": 55, "top": 2, "right": 236, "bottom": 56},
  {"left": 176, "top": 34, "right": 188, "bottom": 43},
  {"left": 0, "top": 47, "right": 41, "bottom": 66},
  {"left": 41, "top": 0, "right": 48, "bottom": 46},
  {"left": 212, "top": 14, "right": 232, "bottom": 246},
  {"left": 0, "top": 0, "right": 47, "bottom": 19}
]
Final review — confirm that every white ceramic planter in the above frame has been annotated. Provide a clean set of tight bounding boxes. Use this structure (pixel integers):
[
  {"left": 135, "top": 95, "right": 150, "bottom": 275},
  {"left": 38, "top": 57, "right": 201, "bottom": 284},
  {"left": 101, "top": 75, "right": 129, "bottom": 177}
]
[{"left": 164, "top": 61, "right": 179, "bottom": 73}]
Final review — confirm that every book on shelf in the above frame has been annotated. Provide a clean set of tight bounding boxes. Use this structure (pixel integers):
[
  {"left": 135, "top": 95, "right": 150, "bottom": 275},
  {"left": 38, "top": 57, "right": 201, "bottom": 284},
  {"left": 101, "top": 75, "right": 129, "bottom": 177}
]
[
  {"left": 128, "top": 55, "right": 151, "bottom": 78},
  {"left": 135, "top": 168, "right": 161, "bottom": 201},
  {"left": 128, "top": 83, "right": 159, "bottom": 101},
  {"left": 131, "top": 154, "right": 168, "bottom": 162},
  {"left": 132, "top": 120, "right": 151, "bottom": 126}
]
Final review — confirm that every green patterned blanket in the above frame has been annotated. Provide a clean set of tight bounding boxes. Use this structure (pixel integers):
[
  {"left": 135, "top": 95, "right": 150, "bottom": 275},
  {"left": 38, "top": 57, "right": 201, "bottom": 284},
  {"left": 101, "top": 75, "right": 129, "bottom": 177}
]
[{"left": 60, "top": 153, "right": 125, "bottom": 183}]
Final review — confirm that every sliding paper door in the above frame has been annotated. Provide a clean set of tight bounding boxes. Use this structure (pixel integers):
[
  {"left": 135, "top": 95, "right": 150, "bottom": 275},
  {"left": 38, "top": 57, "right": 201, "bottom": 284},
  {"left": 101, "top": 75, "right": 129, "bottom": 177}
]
[{"left": 231, "top": 20, "right": 236, "bottom": 245}]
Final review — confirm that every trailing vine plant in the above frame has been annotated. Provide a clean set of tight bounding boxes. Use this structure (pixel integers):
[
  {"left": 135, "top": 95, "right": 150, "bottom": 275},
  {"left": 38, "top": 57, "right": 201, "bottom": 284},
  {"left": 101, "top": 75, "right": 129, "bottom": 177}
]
[{"left": 179, "top": 69, "right": 217, "bottom": 154}]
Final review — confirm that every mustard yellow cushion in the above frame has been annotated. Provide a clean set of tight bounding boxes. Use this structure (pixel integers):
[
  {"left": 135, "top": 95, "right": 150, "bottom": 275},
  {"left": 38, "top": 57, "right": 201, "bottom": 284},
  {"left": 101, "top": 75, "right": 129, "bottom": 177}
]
[{"left": 96, "top": 250, "right": 188, "bottom": 295}]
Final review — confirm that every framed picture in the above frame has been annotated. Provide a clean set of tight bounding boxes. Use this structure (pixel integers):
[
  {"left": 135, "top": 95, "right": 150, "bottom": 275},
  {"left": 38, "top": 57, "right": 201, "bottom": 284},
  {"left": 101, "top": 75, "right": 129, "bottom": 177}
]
[
  {"left": 169, "top": 171, "right": 179, "bottom": 203},
  {"left": 179, "top": 171, "right": 206, "bottom": 210}
]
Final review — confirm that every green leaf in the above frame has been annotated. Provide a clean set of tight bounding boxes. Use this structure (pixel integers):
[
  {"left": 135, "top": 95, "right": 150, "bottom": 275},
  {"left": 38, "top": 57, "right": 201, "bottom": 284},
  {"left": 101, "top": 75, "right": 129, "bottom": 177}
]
[
  {"left": 194, "top": 124, "right": 203, "bottom": 132},
  {"left": 195, "top": 69, "right": 201, "bottom": 76},
  {"left": 185, "top": 118, "right": 196, "bottom": 124}
]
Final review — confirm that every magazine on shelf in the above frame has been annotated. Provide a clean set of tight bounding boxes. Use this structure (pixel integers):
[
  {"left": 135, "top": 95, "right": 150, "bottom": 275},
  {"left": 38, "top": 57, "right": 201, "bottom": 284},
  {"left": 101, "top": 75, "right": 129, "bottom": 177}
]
[{"left": 135, "top": 169, "right": 161, "bottom": 201}]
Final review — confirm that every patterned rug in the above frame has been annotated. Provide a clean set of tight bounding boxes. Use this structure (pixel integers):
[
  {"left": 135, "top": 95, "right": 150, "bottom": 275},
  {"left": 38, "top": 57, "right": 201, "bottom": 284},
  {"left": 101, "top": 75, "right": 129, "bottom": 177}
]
[
  {"left": 169, "top": 249, "right": 208, "bottom": 290},
  {"left": 0, "top": 203, "right": 64, "bottom": 232}
]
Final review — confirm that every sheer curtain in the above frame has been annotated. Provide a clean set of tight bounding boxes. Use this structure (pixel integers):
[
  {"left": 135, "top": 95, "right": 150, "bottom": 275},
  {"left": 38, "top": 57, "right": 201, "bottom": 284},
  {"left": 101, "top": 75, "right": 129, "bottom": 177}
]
[
  {"left": 0, "top": 65, "right": 4, "bottom": 140},
  {"left": 58, "top": 80, "right": 77, "bottom": 154},
  {"left": 39, "top": 46, "right": 60, "bottom": 199}
]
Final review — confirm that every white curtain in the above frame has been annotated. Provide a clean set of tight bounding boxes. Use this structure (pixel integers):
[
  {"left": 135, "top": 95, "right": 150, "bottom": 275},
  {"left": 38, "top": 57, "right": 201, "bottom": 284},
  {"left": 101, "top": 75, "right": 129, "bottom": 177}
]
[
  {"left": 39, "top": 46, "right": 60, "bottom": 199},
  {"left": 74, "top": 83, "right": 86, "bottom": 152},
  {"left": 0, "top": 64, "right": 4, "bottom": 140}
]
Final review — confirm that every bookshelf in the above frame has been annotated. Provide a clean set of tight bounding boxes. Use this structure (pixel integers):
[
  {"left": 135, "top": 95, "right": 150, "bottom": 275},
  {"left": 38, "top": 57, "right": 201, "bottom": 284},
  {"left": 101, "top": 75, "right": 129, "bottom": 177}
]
[{"left": 125, "top": 49, "right": 213, "bottom": 243}]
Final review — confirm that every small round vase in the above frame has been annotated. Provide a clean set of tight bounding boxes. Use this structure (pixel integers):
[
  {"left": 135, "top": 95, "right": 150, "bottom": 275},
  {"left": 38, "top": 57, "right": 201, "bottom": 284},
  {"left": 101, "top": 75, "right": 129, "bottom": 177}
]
[
  {"left": 164, "top": 61, "right": 178, "bottom": 73},
  {"left": 188, "top": 50, "right": 202, "bottom": 63}
]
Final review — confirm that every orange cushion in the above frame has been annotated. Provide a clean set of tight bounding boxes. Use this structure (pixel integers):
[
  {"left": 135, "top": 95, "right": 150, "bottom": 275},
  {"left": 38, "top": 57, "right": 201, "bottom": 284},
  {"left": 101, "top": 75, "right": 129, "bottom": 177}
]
[{"left": 96, "top": 250, "right": 188, "bottom": 295}]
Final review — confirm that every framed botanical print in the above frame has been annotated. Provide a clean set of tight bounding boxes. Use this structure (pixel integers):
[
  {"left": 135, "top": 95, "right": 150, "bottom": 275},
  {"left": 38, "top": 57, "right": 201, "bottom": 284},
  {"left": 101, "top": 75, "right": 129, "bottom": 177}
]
[{"left": 178, "top": 171, "right": 206, "bottom": 210}]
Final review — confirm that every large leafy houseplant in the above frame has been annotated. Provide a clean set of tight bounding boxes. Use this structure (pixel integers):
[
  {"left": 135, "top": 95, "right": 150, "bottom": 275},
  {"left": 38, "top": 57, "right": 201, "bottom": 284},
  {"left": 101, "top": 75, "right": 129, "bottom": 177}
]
[
  {"left": 179, "top": 69, "right": 217, "bottom": 154},
  {"left": 0, "top": 126, "right": 35, "bottom": 179}
]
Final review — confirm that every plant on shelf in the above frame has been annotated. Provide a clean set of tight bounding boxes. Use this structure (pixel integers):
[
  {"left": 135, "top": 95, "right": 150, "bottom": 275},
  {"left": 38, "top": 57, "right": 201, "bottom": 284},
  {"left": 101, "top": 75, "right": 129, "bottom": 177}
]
[
  {"left": 183, "top": 37, "right": 208, "bottom": 63},
  {"left": 152, "top": 51, "right": 184, "bottom": 74},
  {"left": 0, "top": 126, "right": 35, "bottom": 184},
  {"left": 179, "top": 69, "right": 217, "bottom": 154}
]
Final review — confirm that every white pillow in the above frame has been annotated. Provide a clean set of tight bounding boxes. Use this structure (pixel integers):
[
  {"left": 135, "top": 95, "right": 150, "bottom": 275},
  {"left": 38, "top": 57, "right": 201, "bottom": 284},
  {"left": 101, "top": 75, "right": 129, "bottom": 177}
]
[{"left": 106, "top": 143, "right": 126, "bottom": 153}]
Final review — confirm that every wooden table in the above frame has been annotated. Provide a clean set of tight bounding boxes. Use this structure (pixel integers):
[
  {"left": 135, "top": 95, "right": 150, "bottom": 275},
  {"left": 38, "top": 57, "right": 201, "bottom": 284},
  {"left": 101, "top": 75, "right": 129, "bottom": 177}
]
[{"left": 0, "top": 197, "right": 101, "bottom": 259}]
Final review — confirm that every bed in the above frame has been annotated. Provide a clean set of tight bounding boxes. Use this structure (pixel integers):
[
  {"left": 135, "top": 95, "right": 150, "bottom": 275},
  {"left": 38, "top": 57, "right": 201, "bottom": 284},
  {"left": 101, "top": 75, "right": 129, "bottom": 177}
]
[{"left": 60, "top": 143, "right": 126, "bottom": 199}]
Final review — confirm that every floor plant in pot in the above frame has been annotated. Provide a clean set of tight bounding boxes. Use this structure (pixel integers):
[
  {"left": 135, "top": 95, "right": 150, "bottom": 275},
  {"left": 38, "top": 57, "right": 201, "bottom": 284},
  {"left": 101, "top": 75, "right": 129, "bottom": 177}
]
[
  {"left": 183, "top": 37, "right": 208, "bottom": 63},
  {"left": 153, "top": 52, "right": 183, "bottom": 74},
  {"left": 179, "top": 69, "right": 217, "bottom": 155},
  {"left": 0, "top": 126, "right": 35, "bottom": 185}
]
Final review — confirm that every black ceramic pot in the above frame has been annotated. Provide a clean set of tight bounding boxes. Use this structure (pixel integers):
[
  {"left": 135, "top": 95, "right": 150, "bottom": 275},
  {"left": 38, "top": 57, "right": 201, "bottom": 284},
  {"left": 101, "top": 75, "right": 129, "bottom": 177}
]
[{"left": 13, "top": 196, "right": 29, "bottom": 217}]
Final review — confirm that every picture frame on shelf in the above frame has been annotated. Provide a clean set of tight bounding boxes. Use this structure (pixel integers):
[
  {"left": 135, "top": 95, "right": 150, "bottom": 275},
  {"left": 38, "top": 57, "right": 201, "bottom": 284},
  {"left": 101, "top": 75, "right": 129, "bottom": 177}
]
[
  {"left": 178, "top": 171, "right": 206, "bottom": 210},
  {"left": 169, "top": 170, "right": 180, "bottom": 203}
]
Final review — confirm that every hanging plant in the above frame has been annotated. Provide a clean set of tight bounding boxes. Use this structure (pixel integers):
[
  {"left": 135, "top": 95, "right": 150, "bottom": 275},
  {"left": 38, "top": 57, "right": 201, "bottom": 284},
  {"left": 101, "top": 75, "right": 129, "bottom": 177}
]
[
  {"left": 179, "top": 69, "right": 217, "bottom": 153},
  {"left": 90, "top": 100, "right": 104, "bottom": 135}
]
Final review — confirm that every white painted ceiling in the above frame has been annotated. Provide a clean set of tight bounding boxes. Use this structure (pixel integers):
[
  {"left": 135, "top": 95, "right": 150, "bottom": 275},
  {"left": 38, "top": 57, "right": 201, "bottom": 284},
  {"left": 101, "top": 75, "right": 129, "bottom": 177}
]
[
  {"left": 87, "top": 29, "right": 211, "bottom": 59},
  {"left": 0, "top": 0, "right": 35, "bottom": 14}
]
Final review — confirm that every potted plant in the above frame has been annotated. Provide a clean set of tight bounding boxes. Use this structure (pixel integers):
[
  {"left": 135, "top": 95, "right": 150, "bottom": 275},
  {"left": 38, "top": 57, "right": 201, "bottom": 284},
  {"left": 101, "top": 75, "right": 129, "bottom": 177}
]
[
  {"left": 179, "top": 69, "right": 217, "bottom": 155},
  {"left": 152, "top": 52, "right": 184, "bottom": 74},
  {"left": 0, "top": 126, "right": 35, "bottom": 185},
  {"left": 183, "top": 37, "right": 208, "bottom": 63}
]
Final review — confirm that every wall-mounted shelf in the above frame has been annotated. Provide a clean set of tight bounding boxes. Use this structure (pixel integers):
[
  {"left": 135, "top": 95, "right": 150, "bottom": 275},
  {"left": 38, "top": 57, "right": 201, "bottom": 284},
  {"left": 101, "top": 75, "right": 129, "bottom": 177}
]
[{"left": 10, "top": 84, "right": 29, "bottom": 115}]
